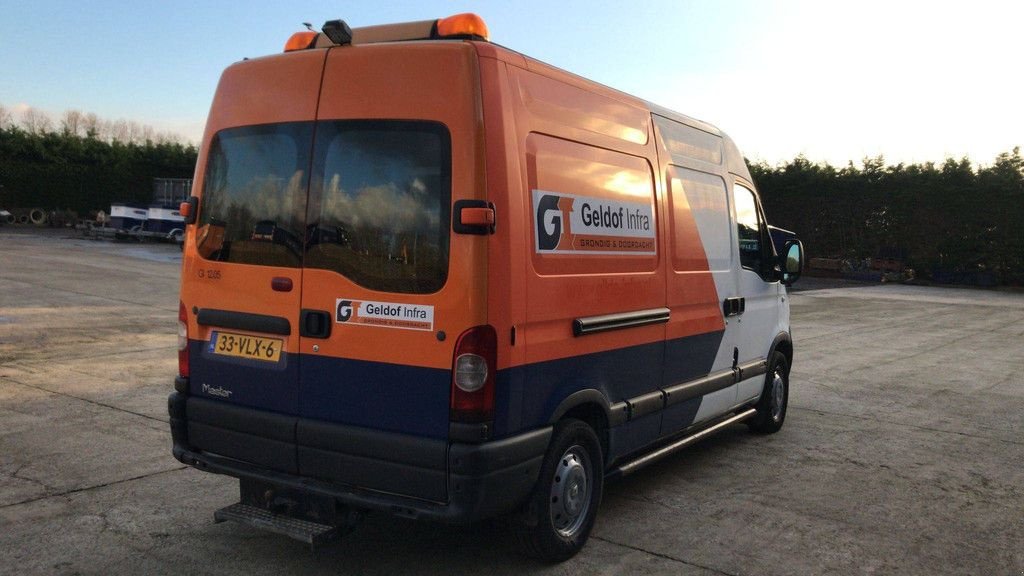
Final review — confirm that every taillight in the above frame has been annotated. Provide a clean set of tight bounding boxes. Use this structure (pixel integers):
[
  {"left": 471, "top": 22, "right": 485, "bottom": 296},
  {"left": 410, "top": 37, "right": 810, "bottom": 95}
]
[
  {"left": 178, "top": 301, "right": 189, "bottom": 377},
  {"left": 450, "top": 325, "right": 497, "bottom": 423}
]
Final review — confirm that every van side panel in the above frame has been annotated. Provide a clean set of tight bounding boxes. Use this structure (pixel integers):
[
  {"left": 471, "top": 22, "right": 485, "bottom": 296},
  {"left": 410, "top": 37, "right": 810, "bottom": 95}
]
[{"left": 509, "top": 65, "right": 668, "bottom": 457}]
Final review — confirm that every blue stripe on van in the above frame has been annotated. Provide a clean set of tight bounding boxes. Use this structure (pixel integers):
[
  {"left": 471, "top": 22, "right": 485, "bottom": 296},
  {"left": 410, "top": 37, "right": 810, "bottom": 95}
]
[
  {"left": 494, "top": 330, "right": 724, "bottom": 458},
  {"left": 299, "top": 355, "right": 451, "bottom": 439},
  {"left": 189, "top": 329, "right": 724, "bottom": 452}
]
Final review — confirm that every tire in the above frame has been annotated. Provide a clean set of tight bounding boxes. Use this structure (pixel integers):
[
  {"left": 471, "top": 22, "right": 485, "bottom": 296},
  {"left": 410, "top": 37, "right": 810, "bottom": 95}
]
[
  {"left": 748, "top": 351, "right": 789, "bottom": 433},
  {"left": 514, "top": 419, "right": 603, "bottom": 562}
]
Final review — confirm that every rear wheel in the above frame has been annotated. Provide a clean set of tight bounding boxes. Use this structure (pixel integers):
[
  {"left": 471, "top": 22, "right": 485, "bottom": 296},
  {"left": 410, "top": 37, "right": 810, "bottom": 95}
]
[
  {"left": 515, "top": 419, "right": 603, "bottom": 562},
  {"left": 748, "top": 351, "right": 789, "bottom": 433}
]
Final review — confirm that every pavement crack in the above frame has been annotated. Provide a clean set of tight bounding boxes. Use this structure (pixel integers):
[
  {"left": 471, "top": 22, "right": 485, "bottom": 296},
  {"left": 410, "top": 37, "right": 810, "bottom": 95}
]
[
  {"left": 0, "top": 466, "right": 187, "bottom": 510},
  {"left": 2, "top": 375, "right": 168, "bottom": 425},
  {"left": 792, "top": 307, "right": 961, "bottom": 343},
  {"left": 1, "top": 276, "right": 177, "bottom": 308},
  {"left": 9, "top": 464, "right": 57, "bottom": 492},
  {"left": 975, "top": 373, "right": 1016, "bottom": 393},
  {"left": 590, "top": 535, "right": 740, "bottom": 575},
  {"left": 791, "top": 406, "right": 1024, "bottom": 447},
  {"left": 607, "top": 491, "right": 688, "bottom": 515},
  {"left": 11, "top": 345, "right": 177, "bottom": 367}
]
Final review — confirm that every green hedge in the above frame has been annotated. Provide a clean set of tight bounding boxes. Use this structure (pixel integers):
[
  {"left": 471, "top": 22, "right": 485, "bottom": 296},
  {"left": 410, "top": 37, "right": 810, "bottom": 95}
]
[
  {"left": 0, "top": 127, "right": 197, "bottom": 213},
  {"left": 751, "top": 150, "right": 1024, "bottom": 285}
]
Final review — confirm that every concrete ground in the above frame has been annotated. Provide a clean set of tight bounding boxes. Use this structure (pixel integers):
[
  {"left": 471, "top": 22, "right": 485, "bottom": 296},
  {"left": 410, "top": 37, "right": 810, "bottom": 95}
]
[{"left": 1, "top": 228, "right": 1021, "bottom": 575}]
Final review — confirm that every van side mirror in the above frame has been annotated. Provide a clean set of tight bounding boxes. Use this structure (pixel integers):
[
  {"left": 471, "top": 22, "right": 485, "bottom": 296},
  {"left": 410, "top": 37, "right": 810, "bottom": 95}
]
[
  {"left": 180, "top": 197, "right": 199, "bottom": 225},
  {"left": 780, "top": 239, "right": 804, "bottom": 286}
]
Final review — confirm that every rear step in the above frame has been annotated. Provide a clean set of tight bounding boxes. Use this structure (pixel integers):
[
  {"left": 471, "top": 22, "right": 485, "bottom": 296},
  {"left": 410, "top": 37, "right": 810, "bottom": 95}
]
[{"left": 214, "top": 503, "right": 340, "bottom": 549}]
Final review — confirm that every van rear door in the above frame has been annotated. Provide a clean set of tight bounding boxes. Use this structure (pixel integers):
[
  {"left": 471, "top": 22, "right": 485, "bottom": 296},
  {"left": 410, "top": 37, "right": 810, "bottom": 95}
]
[
  {"left": 294, "top": 43, "right": 486, "bottom": 501},
  {"left": 185, "top": 52, "right": 325, "bottom": 417},
  {"left": 182, "top": 52, "right": 325, "bottom": 474}
]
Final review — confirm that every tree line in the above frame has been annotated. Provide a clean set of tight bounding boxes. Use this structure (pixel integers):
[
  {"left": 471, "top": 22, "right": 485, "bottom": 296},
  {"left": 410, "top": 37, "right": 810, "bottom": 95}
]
[
  {"left": 0, "top": 103, "right": 188, "bottom": 146},
  {"left": 0, "top": 103, "right": 197, "bottom": 214},
  {"left": 751, "top": 150, "right": 1024, "bottom": 285}
]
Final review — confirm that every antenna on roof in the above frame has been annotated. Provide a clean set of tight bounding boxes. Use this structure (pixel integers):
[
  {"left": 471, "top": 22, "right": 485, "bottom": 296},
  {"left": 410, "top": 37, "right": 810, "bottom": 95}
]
[{"left": 302, "top": 22, "right": 315, "bottom": 31}]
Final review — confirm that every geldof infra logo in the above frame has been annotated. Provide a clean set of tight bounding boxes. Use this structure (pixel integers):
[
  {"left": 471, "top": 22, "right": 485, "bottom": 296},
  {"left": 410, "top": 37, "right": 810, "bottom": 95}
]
[
  {"left": 335, "top": 298, "right": 435, "bottom": 331},
  {"left": 532, "top": 189, "right": 656, "bottom": 255}
]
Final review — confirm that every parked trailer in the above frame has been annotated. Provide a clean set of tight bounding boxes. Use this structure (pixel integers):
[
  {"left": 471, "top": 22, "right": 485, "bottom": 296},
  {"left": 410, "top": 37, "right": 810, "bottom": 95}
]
[
  {"left": 144, "top": 204, "right": 186, "bottom": 239},
  {"left": 109, "top": 203, "right": 149, "bottom": 231}
]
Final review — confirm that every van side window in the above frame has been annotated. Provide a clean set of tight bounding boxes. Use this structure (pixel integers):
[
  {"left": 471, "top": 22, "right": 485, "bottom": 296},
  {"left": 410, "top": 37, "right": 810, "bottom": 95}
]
[
  {"left": 198, "top": 123, "right": 312, "bottom": 267},
  {"left": 733, "top": 183, "right": 767, "bottom": 275},
  {"left": 306, "top": 120, "right": 451, "bottom": 294},
  {"left": 670, "top": 167, "right": 732, "bottom": 272},
  {"left": 653, "top": 115, "right": 724, "bottom": 166}
]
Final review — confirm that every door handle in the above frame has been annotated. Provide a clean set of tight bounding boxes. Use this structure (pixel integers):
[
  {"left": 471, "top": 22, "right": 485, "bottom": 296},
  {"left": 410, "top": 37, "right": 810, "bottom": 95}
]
[
  {"left": 300, "top": 309, "right": 332, "bottom": 339},
  {"left": 723, "top": 297, "right": 745, "bottom": 317}
]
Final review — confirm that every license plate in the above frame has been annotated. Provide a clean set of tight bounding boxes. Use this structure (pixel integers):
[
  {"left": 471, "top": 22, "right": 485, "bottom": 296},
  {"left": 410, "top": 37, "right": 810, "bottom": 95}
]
[{"left": 209, "top": 331, "right": 283, "bottom": 362}]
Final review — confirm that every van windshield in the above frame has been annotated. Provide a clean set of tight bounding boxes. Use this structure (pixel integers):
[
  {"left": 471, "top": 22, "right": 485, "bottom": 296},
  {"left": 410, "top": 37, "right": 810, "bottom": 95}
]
[{"left": 198, "top": 120, "right": 451, "bottom": 294}]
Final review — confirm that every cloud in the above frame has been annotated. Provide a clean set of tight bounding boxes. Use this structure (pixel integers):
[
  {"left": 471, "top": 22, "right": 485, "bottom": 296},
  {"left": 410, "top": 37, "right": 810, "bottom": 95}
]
[{"left": 321, "top": 175, "right": 440, "bottom": 235}]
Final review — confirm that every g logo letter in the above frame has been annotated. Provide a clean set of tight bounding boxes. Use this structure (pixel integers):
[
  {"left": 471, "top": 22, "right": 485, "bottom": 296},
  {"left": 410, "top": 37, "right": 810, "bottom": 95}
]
[
  {"left": 337, "top": 300, "right": 353, "bottom": 322},
  {"left": 536, "top": 195, "right": 562, "bottom": 251}
]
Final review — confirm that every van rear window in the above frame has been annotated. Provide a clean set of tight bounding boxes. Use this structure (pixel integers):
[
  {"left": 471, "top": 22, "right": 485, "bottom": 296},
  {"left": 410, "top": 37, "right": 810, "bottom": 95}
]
[
  {"left": 198, "top": 123, "right": 312, "bottom": 268},
  {"left": 197, "top": 121, "right": 451, "bottom": 294},
  {"left": 305, "top": 121, "right": 451, "bottom": 294}
]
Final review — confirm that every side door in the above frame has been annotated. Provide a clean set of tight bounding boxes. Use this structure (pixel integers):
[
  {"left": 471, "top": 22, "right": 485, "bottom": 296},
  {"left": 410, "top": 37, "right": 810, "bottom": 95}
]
[
  {"left": 661, "top": 166, "right": 738, "bottom": 432},
  {"left": 731, "top": 181, "right": 781, "bottom": 403}
]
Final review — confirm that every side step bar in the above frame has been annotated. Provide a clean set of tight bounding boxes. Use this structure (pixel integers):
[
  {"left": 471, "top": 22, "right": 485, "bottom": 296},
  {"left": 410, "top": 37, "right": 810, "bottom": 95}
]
[
  {"left": 214, "top": 503, "right": 340, "bottom": 549},
  {"left": 611, "top": 408, "right": 758, "bottom": 477}
]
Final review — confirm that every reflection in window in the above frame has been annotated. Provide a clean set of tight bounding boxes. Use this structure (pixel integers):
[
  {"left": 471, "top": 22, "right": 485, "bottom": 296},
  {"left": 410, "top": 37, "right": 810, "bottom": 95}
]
[
  {"left": 306, "top": 121, "right": 451, "bottom": 294},
  {"left": 734, "top": 184, "right": 764, "bottom": 273},
  {"left": 198, "top": 123, "right": 312, "bottom": 267},
  {"left": 674, "top": 168, "right": 732, "bottom": 272}
]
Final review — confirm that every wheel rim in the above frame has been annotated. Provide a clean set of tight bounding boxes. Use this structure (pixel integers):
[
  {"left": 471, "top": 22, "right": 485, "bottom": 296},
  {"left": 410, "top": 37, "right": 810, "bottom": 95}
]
[
  {"left": 770, "top": 370, "right": 786, "bottom": 422},
  {"left": 549, "top": 445, "right": 592, "bottom": 538}
]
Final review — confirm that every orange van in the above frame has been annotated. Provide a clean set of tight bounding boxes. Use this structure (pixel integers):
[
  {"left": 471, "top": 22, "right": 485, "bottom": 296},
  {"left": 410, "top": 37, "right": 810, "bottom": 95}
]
[{"left": 169, "top": 13, "right": 805, "bottom": 561}]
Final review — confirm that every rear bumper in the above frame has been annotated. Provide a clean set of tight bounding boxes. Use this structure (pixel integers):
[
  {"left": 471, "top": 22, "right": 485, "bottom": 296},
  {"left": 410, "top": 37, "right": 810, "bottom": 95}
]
[{"left": 168, "top": 390, "right": 549, "bottom": 523}]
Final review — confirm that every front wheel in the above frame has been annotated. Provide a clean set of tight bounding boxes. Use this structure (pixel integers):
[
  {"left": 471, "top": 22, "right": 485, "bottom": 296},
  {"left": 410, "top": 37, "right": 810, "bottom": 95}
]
[
  {"left": 515, "top": 419, "right": 603, "bottom": 562},
  {"left": 748, "top": 351, "right": 789, "bottom": 433}
]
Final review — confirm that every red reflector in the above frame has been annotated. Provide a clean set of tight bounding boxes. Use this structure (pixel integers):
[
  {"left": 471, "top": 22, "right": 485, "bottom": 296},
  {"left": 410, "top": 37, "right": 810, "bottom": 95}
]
[
  {"left": 271, "top": 277, "right": 293, "bottom": 292},
  {"left": 450, "top": 325, "right": 497, "bottom": 423}
]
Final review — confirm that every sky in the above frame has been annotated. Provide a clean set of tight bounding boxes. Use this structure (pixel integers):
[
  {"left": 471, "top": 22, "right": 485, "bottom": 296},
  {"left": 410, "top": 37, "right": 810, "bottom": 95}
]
[{"left": 1, "top": 0, "right": 1021, "bottom": 166}]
